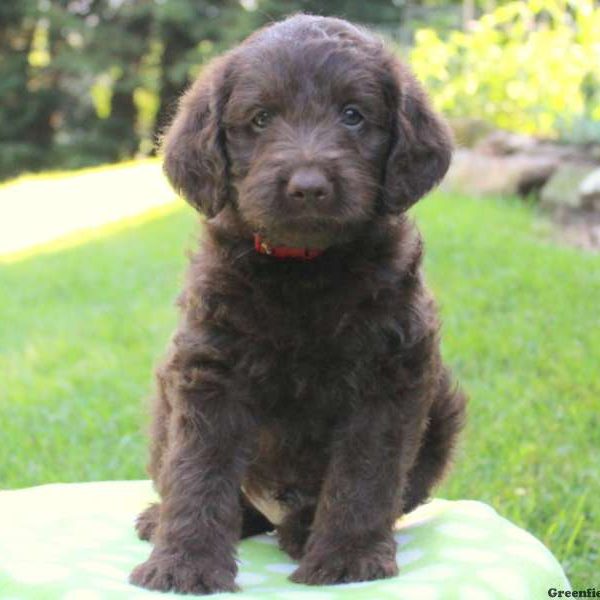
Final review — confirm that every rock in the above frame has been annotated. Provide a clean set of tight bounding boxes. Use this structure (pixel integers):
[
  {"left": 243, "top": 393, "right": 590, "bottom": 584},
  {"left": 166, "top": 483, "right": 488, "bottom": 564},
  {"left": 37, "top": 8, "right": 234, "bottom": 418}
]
[
  {"left": 442, "top": 129, "right": 600, "bottom": 207},
  {"left": 442, "top": 149, "right": 558, "bottom": 197},
  {"left": 448, "top": 118, "right": 495, "bottom": 148},
  {"left": 579, "top": 168, "right": 600, "bottom": 212},
  {"left": 514, "top": 157, "right": 559, "bottom": 196},
  {"left": 475, "top": 131, "right": 598, "bottom": 165},
  {"left": 539, "top": 164, "right": 599, "bottom": 213},
  {"left": 588, "top": 145, "right": 600, "bottom": 162},
  {"left": 554, "top": 215, "right": 600, "bottom": 252},
  {"left": 476, "top": 130, "right": 537, "bottom": 156}
]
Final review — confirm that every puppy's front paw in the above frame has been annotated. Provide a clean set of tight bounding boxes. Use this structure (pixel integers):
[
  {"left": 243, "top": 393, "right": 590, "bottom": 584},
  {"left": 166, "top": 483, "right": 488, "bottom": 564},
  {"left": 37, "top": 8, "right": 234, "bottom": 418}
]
[
  {"left": 290, "top": 546, "right": 398, "bottom": 585},
  {"left": 129, "top": 549, "right": 238, "bottom": 594}
]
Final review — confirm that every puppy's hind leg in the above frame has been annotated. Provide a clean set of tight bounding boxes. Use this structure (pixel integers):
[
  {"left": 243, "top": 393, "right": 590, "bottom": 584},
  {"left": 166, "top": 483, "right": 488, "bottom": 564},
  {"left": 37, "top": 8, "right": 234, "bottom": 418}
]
[
  {"left": 403, "top": 368, "right": 467, "bottom": 513},
  {"left": 277, "top": 505, "right": 315, "bottom": 560},
  {"left": 146, "top": 363, "right": 173, "bottom": 484},
  {"left": 134, "top": 362, "right": 173, "bottom": 542},
  {"left": 137, "top": 494, "right": 272, "bottom": 543},
  {"left": 241, "top": 494, "right": 274, "bottom": 539},
  {"left": 135, "top": 503, "right": 160, "bottom": 541}
]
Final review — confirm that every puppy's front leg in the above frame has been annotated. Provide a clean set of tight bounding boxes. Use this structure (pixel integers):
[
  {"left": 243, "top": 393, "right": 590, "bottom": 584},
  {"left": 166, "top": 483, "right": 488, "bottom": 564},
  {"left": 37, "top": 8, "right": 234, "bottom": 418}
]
[
  {"left": 291, "top": 402, "right": 416, "bottom": 585},
  {"left": 130, "top": 366, "right": 255, "bottom": 595}
]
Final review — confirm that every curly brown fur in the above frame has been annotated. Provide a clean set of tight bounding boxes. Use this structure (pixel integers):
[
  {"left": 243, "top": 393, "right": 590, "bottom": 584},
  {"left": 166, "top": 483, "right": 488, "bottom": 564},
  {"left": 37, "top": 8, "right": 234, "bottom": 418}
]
[{"left": 130, "top": 14, "right": 467, "bottom": 595}]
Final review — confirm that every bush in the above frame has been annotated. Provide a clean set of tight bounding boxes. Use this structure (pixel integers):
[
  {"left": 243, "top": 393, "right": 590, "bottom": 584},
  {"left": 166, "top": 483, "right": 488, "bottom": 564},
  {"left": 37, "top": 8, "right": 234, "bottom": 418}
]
[{"left": 410, "top": 0, "right": 600, "bottom": 140}]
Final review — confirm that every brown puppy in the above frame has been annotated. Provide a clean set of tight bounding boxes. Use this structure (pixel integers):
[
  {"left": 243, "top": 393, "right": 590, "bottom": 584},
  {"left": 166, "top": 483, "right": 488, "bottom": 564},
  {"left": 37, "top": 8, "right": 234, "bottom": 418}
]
[{"left": 130, "top": 14, "right": 467, "bottom": 595}]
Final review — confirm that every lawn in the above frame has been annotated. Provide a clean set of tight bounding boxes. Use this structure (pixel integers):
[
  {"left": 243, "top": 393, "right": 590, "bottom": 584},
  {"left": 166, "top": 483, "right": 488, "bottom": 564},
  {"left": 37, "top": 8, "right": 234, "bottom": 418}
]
[{"left": 0, "top": 166, "right": 598, "bottom": 586}]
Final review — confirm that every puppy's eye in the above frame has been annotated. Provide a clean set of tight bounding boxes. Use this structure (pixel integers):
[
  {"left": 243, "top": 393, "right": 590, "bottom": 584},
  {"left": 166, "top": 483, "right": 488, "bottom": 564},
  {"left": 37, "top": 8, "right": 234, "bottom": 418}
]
[
  {"left": 341, "top": 106, "right": 364, "bottom": 128},
  {"left": 251, "top": 109, "right": 272, "bottom": 130}
]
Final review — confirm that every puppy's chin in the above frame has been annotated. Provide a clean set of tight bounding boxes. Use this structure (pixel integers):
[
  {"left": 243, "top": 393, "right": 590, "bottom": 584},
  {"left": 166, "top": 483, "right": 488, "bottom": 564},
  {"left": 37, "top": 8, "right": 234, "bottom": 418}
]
[
  {"left": 252, "top": 217, "right": 367, "bottom": 250},
  {"left": 236, "top": 197, "right": 376, "bottom": 249},
  {"left": 210, "top": 205, "right": 363, "bottom": 250}
]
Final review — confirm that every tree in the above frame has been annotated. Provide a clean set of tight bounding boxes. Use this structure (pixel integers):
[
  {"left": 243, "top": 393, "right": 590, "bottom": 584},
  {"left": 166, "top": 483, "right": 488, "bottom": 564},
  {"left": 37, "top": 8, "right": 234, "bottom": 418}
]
[
  {"left": 0, "top": 1, "right": 61, "bottom": 178},
  {"left": 2, "top": 0, "right": 458, "bottom": 180}
]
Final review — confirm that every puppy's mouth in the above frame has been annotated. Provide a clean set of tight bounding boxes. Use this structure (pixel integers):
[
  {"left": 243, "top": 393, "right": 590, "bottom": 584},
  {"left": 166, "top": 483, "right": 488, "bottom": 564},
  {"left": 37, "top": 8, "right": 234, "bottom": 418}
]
[
  {"left": 257, "top": 198, "right": 348, "bottom": 227},
  {"left": 236, "top": 177, "right": 377, "bottom": 249},
  {"left": 276, "top": 193, "right": 341, "bottom": 223},
  {"left": 250, "top": 212, "right": 366, "bottom": 250},
  {"left": 239, "top": 189, "right": 344, "bottom": 227},
  {"left": 276, "top": 211, "right": 341, "bottom": 228}
]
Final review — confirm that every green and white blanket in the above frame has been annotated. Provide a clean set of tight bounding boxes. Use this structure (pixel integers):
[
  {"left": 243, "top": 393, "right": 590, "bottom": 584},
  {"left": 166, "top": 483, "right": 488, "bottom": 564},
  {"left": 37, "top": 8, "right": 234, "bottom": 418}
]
[{"left": 0, "top": 481, "right": 570, "bottom": 599}]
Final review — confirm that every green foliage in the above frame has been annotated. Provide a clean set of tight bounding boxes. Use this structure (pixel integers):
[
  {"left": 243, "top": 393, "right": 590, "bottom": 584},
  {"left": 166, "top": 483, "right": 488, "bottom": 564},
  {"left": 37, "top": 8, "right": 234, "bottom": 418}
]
[
  {"left": 0, "top": 0, "right": 409, "bottom": 181},
  {"left": 0, "top": 0, "right": 58, "bottom": 178},
  {"left": 556, "top": 114, "right": 600, "bottom": 146},
  {"left": 0, "top": 164, "right": 599, "bottom": 584},
  {"left": 3, "top": 0, "right": 599, "bottom": 179},
  {"left": 253, "top": 0, "right": 403, "bottom": 24},
  {"left": 0, "top": 0, "right": 256, "bottom": 180},
  {"left": 410, "top": 0, "right": 600, "bottom": 139}
]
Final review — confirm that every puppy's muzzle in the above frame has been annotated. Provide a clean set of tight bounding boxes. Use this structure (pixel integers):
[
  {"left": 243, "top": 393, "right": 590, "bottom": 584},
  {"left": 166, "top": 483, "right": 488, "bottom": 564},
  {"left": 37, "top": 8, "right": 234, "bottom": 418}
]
[{"left": 286, "top": 166, "right": 333, "bottom": 203}]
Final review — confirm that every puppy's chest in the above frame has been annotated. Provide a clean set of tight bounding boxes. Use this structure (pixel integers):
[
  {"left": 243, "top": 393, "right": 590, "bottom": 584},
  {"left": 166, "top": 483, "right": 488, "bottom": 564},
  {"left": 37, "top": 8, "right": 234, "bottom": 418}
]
[
  {"left": 239, "top": 296, "right": 364, "bottom": 403},
  {"left": 204, "top": 270, "right": 402, "bottom": 405}
]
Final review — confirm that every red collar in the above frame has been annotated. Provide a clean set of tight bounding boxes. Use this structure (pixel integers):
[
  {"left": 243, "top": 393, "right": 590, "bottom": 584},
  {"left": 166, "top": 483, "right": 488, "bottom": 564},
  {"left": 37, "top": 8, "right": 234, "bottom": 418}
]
[{"left": 254, "top": 234, "right": 324, "bottom": 260}]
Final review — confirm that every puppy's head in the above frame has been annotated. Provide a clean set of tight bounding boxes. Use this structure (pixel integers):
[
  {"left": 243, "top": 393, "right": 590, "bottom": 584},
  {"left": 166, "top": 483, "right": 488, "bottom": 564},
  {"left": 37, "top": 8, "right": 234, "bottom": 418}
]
[{"left": 163, "top": 15, "right": 452, "bottom": 246}]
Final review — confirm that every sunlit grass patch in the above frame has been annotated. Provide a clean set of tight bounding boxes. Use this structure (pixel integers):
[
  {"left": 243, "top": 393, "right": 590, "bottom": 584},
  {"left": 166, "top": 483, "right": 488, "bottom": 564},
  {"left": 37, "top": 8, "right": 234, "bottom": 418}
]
[{"left": 0, "top": 160, "right": 176, "bottom": 256}]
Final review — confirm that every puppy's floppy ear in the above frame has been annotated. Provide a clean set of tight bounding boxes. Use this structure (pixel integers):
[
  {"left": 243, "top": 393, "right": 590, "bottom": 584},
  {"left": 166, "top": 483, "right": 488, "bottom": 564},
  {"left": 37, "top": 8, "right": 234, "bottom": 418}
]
[
  {"left": 161, "top": 57, "right": 232, "bottom": 218},
  {"left": 382, "top": 59, "right": 453, "bottom": 214}
]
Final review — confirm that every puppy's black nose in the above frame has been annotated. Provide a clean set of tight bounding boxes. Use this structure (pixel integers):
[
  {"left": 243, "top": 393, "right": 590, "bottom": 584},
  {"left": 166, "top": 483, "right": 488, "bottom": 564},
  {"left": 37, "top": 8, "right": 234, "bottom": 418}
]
[{"left": 286, "top": 167, "right": 332, "bottom": 202}]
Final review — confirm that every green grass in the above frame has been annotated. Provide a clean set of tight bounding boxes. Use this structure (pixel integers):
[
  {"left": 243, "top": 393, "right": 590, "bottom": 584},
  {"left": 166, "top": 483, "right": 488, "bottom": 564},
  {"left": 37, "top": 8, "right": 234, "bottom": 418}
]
[{"left": 1, "top": 171, "right": 598, "bottom": 586}]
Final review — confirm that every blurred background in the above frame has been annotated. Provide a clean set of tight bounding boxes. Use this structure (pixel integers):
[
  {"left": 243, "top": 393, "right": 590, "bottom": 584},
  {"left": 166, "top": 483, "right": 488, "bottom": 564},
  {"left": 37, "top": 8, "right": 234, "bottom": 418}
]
[
  {"left": 1, "top": 0, "right": 600, "bottom": 180},
  {"left": 0, "top": 0, "right": 598, "bottom": 588}
]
